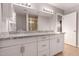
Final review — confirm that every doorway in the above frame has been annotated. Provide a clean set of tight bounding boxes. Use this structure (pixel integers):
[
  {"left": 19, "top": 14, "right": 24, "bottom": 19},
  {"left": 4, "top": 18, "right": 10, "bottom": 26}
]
[{"left": 62, "top": 12, "right": 77, "bottom": 47}]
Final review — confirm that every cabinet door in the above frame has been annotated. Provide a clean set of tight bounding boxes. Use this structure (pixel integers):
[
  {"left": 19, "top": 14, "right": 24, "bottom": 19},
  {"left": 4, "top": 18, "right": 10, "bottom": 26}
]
[
  {"left": 57, "top": 34, "right": 64, "bottom": 52},
  {"left": 50, "top": 34, "right": 64, "bottom": 56},
  {"left": 23, "top": 42, "right": 37, "bottom": 56},
  {"left": 0, "top": 45, "right": 21, "bottom": 56},
  {"left": 38, "top": 40, "right": 49, "bottom": 51},
  {"left": 50, "top": 38, "right": 58, "bottom": 56}
]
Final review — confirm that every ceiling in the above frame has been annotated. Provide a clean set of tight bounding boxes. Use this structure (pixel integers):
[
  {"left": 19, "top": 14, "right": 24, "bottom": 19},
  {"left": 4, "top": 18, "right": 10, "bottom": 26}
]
[{"left": 50, "top": 3, "right": 79, "bottom": 11}]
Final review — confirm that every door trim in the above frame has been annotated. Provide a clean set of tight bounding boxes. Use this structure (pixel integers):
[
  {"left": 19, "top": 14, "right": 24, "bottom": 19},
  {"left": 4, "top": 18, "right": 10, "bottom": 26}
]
[{"left": 76, "top": 12, "right": 78, "bottom": 48}]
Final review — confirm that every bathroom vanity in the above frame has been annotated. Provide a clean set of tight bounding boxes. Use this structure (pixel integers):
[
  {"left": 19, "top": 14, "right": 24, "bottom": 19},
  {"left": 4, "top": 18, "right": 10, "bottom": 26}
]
[
  {"left": 0, "top": 3, "right": 64, "bottom": 56},
  {"left": 0, "top": 32, "right": 64, "bottom": 56}
]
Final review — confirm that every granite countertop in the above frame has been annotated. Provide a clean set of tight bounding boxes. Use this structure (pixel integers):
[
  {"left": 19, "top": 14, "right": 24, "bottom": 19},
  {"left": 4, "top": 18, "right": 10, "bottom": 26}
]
[{"left": 0, "top": 31, "right": 64, "bottom": 41}]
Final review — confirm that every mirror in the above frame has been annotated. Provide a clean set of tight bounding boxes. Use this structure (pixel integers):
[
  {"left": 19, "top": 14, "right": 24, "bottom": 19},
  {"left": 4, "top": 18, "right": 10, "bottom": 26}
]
[
  {"left": 8, "top": 11, "right": 38, "bottom": 32},
  {"left": 1, "top": 3, "right": 54, "bottom": 33}
]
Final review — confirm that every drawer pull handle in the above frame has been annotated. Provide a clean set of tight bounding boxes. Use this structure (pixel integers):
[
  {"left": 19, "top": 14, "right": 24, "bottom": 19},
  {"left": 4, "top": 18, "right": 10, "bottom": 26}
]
[
  {"left": 42, "top": 44, "right": 46, "bottom": 47},
  {"left": 21, "top": 46, "right": 25, "bottom": 53},
  {"left": 42, "top": 37, "right": 46, "bottom": 39},
  {"left": 43, "top": 54, "right": 47, "bottom": 56}
]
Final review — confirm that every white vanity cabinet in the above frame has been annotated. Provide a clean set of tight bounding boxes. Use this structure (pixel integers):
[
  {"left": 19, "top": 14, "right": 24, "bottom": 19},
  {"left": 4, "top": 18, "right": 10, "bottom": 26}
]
[
  {"left": 0, "top": 45, "right": 21, "bottom": 56},
  {"left": 23, "top": 42, "right": 37, "bottom": 56},
  {"left": 0, "top": 33, "right": 64, "bottom": 56},
  {"left": 50, "top": 34, "right": 64, "bottom": 56}
]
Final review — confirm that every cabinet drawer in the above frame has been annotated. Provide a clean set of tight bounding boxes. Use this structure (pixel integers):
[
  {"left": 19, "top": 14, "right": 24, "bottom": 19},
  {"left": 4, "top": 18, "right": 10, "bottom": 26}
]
[
  {"left": 38, "top": 40, "right": 49, "bottom": 51},
  {"left": 55, "top": 34, "right": 64, "bottom": 44},
  {"left": 38, "top": 50, "right": 49, "bottom": 56},
  {"left": 37, "top": 36, "right": 49, "bottom": 41}
]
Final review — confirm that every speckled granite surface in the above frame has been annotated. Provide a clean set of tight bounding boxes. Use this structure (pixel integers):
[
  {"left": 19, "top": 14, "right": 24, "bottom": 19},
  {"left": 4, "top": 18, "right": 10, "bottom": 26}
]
[{"left": 0, "top": 31, "right": 64, "bottom": 41}]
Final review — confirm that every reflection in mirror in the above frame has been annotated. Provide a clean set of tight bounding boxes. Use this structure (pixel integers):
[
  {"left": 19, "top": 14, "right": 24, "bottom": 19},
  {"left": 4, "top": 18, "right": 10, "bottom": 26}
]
[
  {"left": 16, "top": 13, "right": 26, "bottom": 32},
  {"left": 8, "top": 12, "right": 16, "bottom": 32},
  {"left": 28, "top": 15, "right": 38, "bottom": 31},
  {"left": 57, "top": 15, "right": 62, "bottom": 32}
]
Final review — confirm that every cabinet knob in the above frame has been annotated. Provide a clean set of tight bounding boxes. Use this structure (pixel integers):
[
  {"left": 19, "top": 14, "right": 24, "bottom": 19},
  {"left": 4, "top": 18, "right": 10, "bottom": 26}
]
[
  {"left": 21, "top": 46, "right": 25, "bottom": 53},
  {"left": 57, "top": 39, "right": 60, "bottom": 43}
]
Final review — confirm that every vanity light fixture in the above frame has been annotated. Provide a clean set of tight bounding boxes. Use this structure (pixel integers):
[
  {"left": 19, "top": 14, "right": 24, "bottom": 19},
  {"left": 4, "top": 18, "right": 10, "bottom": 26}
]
[
  {"left": 29, "top": 20, "right": 34, "bottom": 24},
  {"left": 16, "top": 3, "right": 31, "bottom": 7},
  {"left": 26, "top": 3, "right": 31, "bottom": 7},
  {"left": 43, "top": 8, "right": 54, "bottom": 14}
]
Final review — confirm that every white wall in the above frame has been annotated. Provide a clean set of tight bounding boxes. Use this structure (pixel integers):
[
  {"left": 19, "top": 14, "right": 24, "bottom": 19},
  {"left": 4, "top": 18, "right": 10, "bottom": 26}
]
[{"left": 64, "top": 5, "right": 79, "bottom": 14}]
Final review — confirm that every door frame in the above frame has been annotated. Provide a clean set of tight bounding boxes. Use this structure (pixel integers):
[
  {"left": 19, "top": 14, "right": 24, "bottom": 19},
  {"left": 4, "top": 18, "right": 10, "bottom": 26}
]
[{"left": 76, "top": 12, "right": 78, "bottom": 48}]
